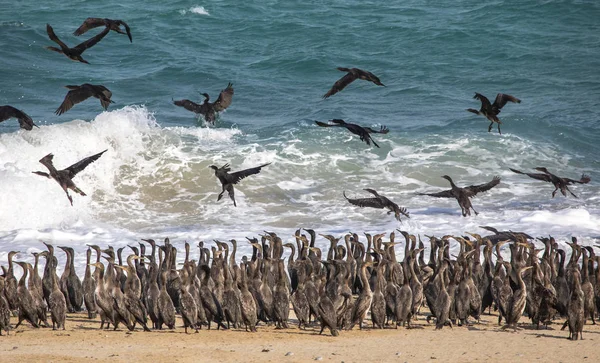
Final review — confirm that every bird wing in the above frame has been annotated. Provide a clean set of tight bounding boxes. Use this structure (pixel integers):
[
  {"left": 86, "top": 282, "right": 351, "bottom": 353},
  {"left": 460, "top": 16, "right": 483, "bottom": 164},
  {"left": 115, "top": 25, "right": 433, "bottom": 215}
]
[
  {"left": 212, "top": 83, "right": 234, "bottom": 112},
  {"left": 322, "top": 72, "right": 356, "bottom": 99},
  {"left": 46, "top": 24, "right": 70, "bottom": 51},
  {"left": 562, "top": 174, "right": 591, "bottom": 184},
  {"left": 64, "top": 149, "right": 107, "bottom": 178},
  {"left": 0, "top": 105, "right": 36, "bottom": 130},
  {"left": 364, "top": 125, "right": 389, "bottom": 134},
  {"left": 473, "top": 93, "right": 492, "bottom": 111},
  {"left": 343, "top": 191, "right": 385, "bottom": 209},
  {"left": 226, "top": 162, "right": 271, "bottom": 184},
  {"left": 173, "top": 99, "right": 202, "bottom": 113},
  {"left": 74, "top": 26, "right": 110, "bottom": 52},
  {"left": 509, "top": 168, "right": 552, "bottom": 182},
  {"left": 315, "top": 120, "right": 338, "bottom": 127},
  {"left": 492, "top": 93, "right": 521, "bottom": 111},
  {"left": 464, "top": 176, "right": 501, "bottom": 197},
  {"left": 119, "top": 20, "right": 133, "bottom": 43},
  {"left": 93, "top": 85, "right": 113, "bottom": 110},
  {"left": 356, "top": 68, "right": 384, "bottom": 86},
  {"left": 73, "top": 18, "right": 106, "bottom": 36},
  {"left": 55, "top": 86, "right": 94, "bottom": 115},
  {"left": 417, "top": 189, "right": 454, "bottom": 198}
]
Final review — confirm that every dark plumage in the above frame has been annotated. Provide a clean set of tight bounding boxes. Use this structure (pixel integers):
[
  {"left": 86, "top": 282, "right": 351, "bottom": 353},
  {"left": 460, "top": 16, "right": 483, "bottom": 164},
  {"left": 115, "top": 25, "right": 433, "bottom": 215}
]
[
  {"left": 467, "top": 92, "right": 521, "bottom": 134},
  {"left": 32, "top": 149, "right": 107, "bottom": 206},
  {"left": 46, "top": 23, "right": 110, "bottom": 64},
  {"left": 343, "top": 189, "right": 409, "bottom": 222},
  {"left": 55, "top": 84, "right": 113, "bottom": 115},
  {"left": 417, "top": 175, "right": 501, "bottom": 217},
  {"left": 510, "top": 167, "right": 591, "bottom": 198},
  {"left": 173, "top": 83, "right": 234, "bottom": 124},
  {"left": 74, "top": 18, "right": 132, "bottom": 42},
  {"left": 209, "top": 162, "right": 270, "bottom": 207},
  {"left": 322, "top": 67, "right": 385, "bottom": 99},
  {"left": 0, "top": 105, "right": 38, "bottom": 130},
  {"left": 315, "top": 119, "right": 388, "bottom": 147}
]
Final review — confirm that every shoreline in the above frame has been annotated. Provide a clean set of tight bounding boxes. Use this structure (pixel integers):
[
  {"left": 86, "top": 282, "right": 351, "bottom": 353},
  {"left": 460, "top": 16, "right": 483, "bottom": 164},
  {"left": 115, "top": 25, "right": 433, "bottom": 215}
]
[{"left": 1, "top": 309, "right": 598, "bottom": 362}]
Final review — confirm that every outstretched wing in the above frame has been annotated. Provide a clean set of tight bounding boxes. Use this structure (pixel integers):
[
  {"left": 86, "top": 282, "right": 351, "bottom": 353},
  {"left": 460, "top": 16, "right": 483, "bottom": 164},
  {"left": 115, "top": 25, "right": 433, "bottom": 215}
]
[
  {"left": 73, "top": 18, "right": 106, "bottom": 36},
  {"left": 56, "top": 86, "right": 94, "bottom": 115},
  {"left": 173, "top": 99, "right": 202, "bottom": 113},
  {"left": 510, "top": 168, "right": 552, "bottom": 182},
  {"left": 46, "top": 24, "right": 69, "bottom": 51},
  {"left": 343, "top": 191, "right": 385, "bottom": 209},
  {"left": 473, "top": 93, "right": 492, "bottom": 111},
  {"left": 563, "top": 174, "right": 591, "bottom": 185},
  {"left": 227, "top": 162, "right": 270, "bottom": 184},
  {"left": 119, "top": 20, "right": 133, "bottom": 42},
  {"left": 212, "top": 83, "right": 234, "bottom": 112},
  {"left": 64, "top": 149, "right": 107, "bottom": 178},
  {"left": 417, "top": 189, "right": 454, "bottom": 199},
  {"left": 364, "top": 125, "right": 389, "bottom": 134},
  {"left": 464, "top": 176, "right": 501, "bottom": 197},
  {"left": 322, "top": 72, "right": 356, "bottom": 99},
  {"left": 492, "top": 93, "right": 521, "bottom": 111},
  {"left": 355, "top": 68, "right": 385, "bottom": 86},
  {"left": 74, "top": 26, "right": 110, "bottom": 52}
]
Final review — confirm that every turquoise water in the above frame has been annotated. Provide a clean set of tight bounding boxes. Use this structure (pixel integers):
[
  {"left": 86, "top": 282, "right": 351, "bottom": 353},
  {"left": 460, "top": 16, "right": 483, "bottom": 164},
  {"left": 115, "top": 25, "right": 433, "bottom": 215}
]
[{"left": 1, "top": 1, "right": 599, "bottom": 272}]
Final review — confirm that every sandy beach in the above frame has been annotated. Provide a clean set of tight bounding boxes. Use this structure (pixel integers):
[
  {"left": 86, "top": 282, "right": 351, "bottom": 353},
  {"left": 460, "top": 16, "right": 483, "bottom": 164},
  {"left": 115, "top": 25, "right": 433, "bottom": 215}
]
[{"left": 1, "top": 308, "right": 599, "bottom": 363}]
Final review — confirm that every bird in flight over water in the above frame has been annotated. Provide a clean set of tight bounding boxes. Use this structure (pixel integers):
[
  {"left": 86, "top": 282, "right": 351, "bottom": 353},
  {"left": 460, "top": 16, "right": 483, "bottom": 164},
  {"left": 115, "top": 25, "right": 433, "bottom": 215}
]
[
  {"left": 0, "top": 105, "right": 38, "bottom": 130},
  {"left": 32, "top": 149, "right": 107, "bottom": 206},
  {"left": 510, "top": 167, "right": 590, "bottom": 198},
  {"left": 417, "top": 175, "right": 501, "bottom": 217},
  {"left": 173, "top": 83, "right": 234, "bottom": 124},
  {"left": 210, "top": 162, "right": 270, "bottom": 206},
  {"left": 467, "top": 93, "right": 521, "bottom": 134},
  {"left": 315, "top": 119, "right": 388, "bottom": 147},
  {"left": 322, "top": 67, "right": 385, "bottom": 99},
  {"left": 73, "top": 18, "right": 132, "bottom": 43},
  {"left": 55, "top": 84, "right": 114, "bottom": 116},
  {"left": 46, "top": 23, "right": 110, "bottom": 64},
  {"left": 344, "top": 189, "right": 410, "bottom": 222}
]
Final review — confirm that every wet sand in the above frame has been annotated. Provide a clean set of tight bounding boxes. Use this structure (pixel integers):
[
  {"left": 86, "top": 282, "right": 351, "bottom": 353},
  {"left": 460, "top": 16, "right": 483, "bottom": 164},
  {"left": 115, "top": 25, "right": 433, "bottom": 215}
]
[{"left": 1, "top": 308, "right": 599, "bottom": 363}]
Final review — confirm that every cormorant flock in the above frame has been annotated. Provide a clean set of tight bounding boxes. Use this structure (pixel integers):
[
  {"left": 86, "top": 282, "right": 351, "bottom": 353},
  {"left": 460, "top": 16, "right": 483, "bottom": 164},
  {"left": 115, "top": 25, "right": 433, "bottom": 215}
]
[{"left": 0, "top": 18, "right": 596, "bottom": 344}]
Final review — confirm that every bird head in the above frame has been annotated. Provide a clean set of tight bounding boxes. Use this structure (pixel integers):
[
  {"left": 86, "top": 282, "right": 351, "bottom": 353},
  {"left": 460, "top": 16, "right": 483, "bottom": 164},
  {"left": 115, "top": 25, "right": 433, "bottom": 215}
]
[
  {"left": 441, "top": 175, "right": 453, "bottom": 182},
  {"left": 75, "top": 56, "right": 89, "bottom": 64},
  {"left": 209, "top": 165, "right": 218, "bottom": 171}
]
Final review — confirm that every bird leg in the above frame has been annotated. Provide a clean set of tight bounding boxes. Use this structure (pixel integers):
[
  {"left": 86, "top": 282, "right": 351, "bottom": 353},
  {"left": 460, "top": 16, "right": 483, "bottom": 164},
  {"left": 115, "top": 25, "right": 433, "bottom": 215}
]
[
  {"left": 488, "top": 122, "right": 493, "bottom": 133},
  {"left": 566, "top": 186, "right": 578, "bottom": 198},
  {"left": 497, "top": 123, "right": 502, "bottom": 135},
  {"left": 471, "top": 206, "right": 479, "bottom": 216},
  {"left": 551, "top": 187, "right": 558, "bottom": 198}
]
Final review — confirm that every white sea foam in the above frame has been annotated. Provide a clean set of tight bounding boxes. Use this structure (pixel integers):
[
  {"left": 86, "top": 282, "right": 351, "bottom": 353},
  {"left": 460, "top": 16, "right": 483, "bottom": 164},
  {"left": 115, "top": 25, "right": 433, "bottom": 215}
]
[{"left": 179, "top": 6, "right": 210, "bottom": 16}]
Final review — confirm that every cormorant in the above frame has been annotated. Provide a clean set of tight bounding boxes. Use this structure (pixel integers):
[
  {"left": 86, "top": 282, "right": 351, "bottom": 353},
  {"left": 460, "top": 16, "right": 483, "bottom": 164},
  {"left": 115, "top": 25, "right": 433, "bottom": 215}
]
[
  {"left": 504, "top": 266, "right": 533, "bottom": 331},
  {"left": 173, "top": 83, "right": 234, "bottom": 124},
  {"left": 0, "top": 277, "right": 11, "bottom": 335},
  {"left": 48, "top": 260, "right": 67, "bottom": 330},
  {"left": 32, "top": 149, "right": 107, "bottom": 206},
  {"left": 510, "top": 167, "right": 591, "bottom": 198},
  {"left": 14, "top": 262, "right": 39, "bottom": 329},
  {"left": 209, "top": 162, "right": 270, "bottom": 207},
  {"left": 322, "top": 67, "right": 385, "bottom": 99},
  {"left": 315, "top": 119, "right": 388, "bottom": 147},
  {"left": 55, "top": 84, "right": 113, "bottom": 115},
  {"left": 46, "top": 23, "right": 110, "bottom": 64},
  {"left": 82, "top": 247, "right": 97, "bottom": 319},
  {"left": 58, "top": 246, "right": 83, "bottom": 312},
  {"left": 417, "top": 175, "right": 501, "bottom": 217},
  {"left": 0, "top": 105, "right": 38, "bottom": 130},
  {"left": 343, "top": 188, "right": 409, "bottom": 222},
  {"left": 565, "top": 269, "right": 584, "bottom": 340},
  {"left": 467, "top": 92, "right": 521, "bottom": 134},
  {"left": 74, "top": 18, "right": 132, "bottom": 42}
]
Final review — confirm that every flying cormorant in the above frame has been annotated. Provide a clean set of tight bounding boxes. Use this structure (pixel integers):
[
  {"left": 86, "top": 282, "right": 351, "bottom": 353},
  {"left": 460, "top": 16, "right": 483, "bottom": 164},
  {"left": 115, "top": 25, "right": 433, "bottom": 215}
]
[
  {"left": 209, "top": 162, "right": 270, "bottom": 207},
  {"left": 0, "top": 105, "right": 38, "bottom": 130},
  {"left": 173, "top": 83, "right": 234, "bottom": 124},
  {"left": 467, "top": 93, "right": 521, "bottom": 134},
  {"left": 343, "top": 188, "right": 410, "bottom": 222},
  {"left": 417, "top": 175, "right": 501, "bottom": 217},
  {"left": 315, "top": 119, "right": 388, "bottom": 147},
  {"left": 74, "top": 18, "right": 132, "bottom": 42},
  {"left": 322, "top": 67, "right": 385, "bottom": 99},
  {"left": 510, "top": 167, "right": 591, "bottom": 198},
  {"left": 46, "top": 23, "right": 110, "bottom": 64},
  {"left": 32, "top": 149, "right": 107, "bottom": 206},
  {"left": 55, "top": 84, "right": 113, "bottom": 115}
]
